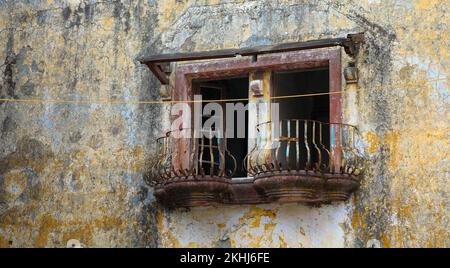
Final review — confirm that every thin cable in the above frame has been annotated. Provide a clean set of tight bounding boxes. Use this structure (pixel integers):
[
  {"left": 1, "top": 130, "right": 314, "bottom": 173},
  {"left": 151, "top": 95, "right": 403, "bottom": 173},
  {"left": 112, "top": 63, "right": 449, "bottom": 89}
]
[{"left": 0, "top": 77, "right": 446, "bottom": 105}]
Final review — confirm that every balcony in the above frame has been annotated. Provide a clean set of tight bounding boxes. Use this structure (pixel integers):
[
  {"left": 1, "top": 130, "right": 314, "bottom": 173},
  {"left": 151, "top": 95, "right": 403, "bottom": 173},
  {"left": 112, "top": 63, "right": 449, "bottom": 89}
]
[
  {"left": 147, "top": 121, "right": 365, "bottom": 207},
  {"left": 246, "top": 119, "right": 365, "bottom": 203},
  {"left": 148, "top": 128, "right": 237, "bottom": 207}
]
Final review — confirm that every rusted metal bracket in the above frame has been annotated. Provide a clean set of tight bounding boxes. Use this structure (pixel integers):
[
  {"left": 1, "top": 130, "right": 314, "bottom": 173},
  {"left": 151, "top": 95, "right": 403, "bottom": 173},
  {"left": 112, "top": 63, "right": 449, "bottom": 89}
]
[
  {"left": 146, "top": 62, "right": 171, "bottom": 85},
  {"left": 344, "top": 63, "right": 359, "bottom": 84},
  {"left": 139, "top": 33, "right": 364, "bottom": 85},
  {"left": 342, "top": 33, "right": 365, "bottom": 57}
]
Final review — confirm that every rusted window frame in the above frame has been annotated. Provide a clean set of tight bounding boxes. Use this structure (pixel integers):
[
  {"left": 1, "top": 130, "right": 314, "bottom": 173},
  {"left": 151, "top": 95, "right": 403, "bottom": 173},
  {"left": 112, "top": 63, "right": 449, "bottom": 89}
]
[{"left": 171, "top": 47, "right": 342, "bottom": 177}]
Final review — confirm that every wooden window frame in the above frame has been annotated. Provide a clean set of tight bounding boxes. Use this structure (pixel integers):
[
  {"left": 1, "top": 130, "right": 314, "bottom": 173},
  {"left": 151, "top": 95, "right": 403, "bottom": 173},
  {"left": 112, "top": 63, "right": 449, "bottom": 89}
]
[{"left": 172, "top": 47, "right": 342, "bottom": 176}]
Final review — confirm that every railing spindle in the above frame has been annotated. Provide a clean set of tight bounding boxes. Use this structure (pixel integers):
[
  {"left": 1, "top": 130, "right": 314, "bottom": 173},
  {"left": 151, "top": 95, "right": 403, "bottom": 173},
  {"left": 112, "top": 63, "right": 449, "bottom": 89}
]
[
  {"left": 312, "top": 121, "right": 321, "bottom": 170},
  {"left": 199, "top": 135, "right": 205, "bottom": 176},
  {"left": 304, "top": 121, "right": 311, "bottom": 170},
  {"left": 209, "top": 129, "right": 214, "bottom": 176},
  {"left": 274, "top": 120, "right": 282, "bottom": 171},
  {"left": 286, "top": 120, "right": 291, "bottom": 171},
  {"left": 296, "top": 120, "right": 300, "bottom": 171},
  {"left": 218, "top": 138, "right": 225, "bottom": 177}
]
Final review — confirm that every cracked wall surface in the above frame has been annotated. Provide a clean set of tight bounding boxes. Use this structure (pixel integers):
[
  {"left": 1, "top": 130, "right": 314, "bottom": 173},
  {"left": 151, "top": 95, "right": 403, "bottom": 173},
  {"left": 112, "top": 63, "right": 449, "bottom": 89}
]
[
  {"left": 0, "top": 0, "right": 161, "bottom": 247},
  {"left": 0, "top": 0, "right": 449, "bottom": 247}
]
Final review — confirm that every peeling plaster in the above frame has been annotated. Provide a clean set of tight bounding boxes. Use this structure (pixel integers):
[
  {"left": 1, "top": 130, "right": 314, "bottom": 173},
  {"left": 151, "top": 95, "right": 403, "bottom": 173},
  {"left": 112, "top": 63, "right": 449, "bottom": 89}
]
[{"left": 0, "top": 0, "right": 448, "bottom": 248}]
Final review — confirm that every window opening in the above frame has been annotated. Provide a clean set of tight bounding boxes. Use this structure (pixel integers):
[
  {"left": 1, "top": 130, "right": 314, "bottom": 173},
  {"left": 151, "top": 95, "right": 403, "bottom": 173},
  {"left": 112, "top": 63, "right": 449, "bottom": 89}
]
[{"left": 193, "top": 76, "right": 249, "bottom": 178}]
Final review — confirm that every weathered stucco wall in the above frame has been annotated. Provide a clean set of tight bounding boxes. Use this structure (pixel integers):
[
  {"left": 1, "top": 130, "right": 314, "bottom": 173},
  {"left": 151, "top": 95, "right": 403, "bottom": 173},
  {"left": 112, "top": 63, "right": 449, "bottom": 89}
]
[
  {"left": 0, "top": 0, "right": 161, "bottom": 247},
  {"left": 0, "top": 0, "right": 448, "bottom": 247}
]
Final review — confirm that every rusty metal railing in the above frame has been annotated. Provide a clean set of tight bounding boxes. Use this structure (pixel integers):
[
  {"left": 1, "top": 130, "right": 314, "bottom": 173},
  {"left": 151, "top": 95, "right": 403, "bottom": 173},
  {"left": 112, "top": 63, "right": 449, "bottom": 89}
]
[
  {"left": 148, "top": 128, "right": 237, "bottom": 186},
  {"left": 244, "top": 119, "right": 365, "bottom": 177}
]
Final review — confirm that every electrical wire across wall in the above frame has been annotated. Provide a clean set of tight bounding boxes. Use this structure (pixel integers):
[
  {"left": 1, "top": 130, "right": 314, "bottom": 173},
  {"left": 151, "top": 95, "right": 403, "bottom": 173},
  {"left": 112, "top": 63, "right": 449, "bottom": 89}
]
[{"left": 0, "top": 78, "right": 446, "bottom": 105}]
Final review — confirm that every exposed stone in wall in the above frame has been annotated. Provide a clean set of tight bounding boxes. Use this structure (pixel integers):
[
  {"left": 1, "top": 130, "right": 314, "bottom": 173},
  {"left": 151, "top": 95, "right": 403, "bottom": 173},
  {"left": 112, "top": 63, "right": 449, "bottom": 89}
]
[{"left": 0, "top": 0, "right": 448, "bottom": 247}]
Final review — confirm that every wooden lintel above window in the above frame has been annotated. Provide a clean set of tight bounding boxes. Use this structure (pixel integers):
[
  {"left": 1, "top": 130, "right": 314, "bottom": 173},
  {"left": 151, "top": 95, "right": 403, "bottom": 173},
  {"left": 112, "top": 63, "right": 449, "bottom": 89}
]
[{"left": 139, "top": 33, "right": 364, "bottom": 85}]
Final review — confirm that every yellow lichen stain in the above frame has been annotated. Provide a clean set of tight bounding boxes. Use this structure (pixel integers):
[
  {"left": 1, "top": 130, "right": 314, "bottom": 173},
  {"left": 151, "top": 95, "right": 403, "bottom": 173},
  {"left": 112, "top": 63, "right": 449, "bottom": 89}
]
[
  {"left": 423, "top": 128, "right": 450, "bottom": 140},
  {"left": 248, "top": 234, "right": 264, "bottom": 248},
  {"left": 365, "top": 131, "right": 380, "bottom": 154},
  {"left": 93, "top": 216, "right": 123, "bottom": 230},
  {"left": 159, "top": 213, "right": 181, "bottom": 248},
  {"left": 249, "top": 217, "right": 260, "bottom": 228},
  {"left": 396, "top": 203, "right": 413, "bottom": 221},
  {"left": 239, "top": 206, "right": 277, "bottom": 228},
  {"left": 130, "top": 146, "right": 145, "bottom": 170},
  {"left": 351, "top": 197, "right": 367, "bottom": 233},
  {"left": 157, "top": 0, "right": 191, "bottom": 32},
  {"left": 415, "top": 0, "right": 439, "bottom": 10},
  {"left": 234, "top": 207, "right": 279, "bottom": 247},
  {"left": 133, "top": 146, "right": 144, "bottom": 158},
  {"left": 391, "top": 225, "right": 405, "bottom": 248},
  {"left": 278, "top": 235, "right": 287, "bottom": 248},
  {"left": 166, "top": 231, "right": 181, "bottom": 248},
  {"left": 379, "top": 232, "right": 391, "bottom": 248},
  {"left": 0, "top": 236, "right": 10, "bottom": 248},
  {"left": 230, "top": 238, "right": 236, "bottom": 248},
  {"left": 425, "top": 229, "right": 447, "bottom": 247},
  {"left": 156, "top": 209, "right": 165, "bottom": 234},
  {"left": 264, "top": 223, "right": 276, "bottom": 232},
  {"left": 31, "top": 214, "right": 125, "bottom": 247},
  {"left": 102, "top": 17, "right": 116, "bottom": 31},
  {"left": 35, "top": 215, "right": 58, "bottom": 247},
  {"left": 383, "top": 131, "right": 400, "bottom": 170},
  {"left": 187, "top": 242, "right": 199, "bottom": 248}
]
